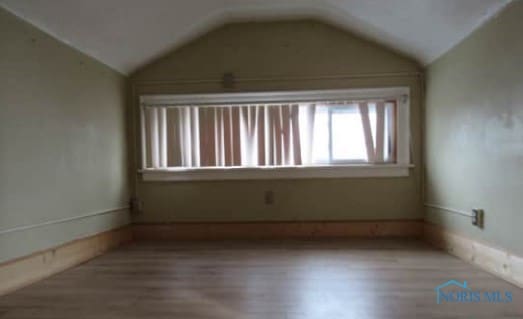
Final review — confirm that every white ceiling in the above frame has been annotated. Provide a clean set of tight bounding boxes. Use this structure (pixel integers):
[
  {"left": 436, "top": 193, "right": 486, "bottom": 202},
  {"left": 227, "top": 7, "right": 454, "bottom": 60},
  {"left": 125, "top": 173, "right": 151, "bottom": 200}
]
[{"left": 0, "top": 0, "right": 512, "bottom": 74}]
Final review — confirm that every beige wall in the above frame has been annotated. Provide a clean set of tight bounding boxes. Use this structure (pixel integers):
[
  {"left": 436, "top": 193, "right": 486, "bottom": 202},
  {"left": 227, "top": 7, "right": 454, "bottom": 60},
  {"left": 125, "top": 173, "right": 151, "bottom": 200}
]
[
  {"left": 0, "top": 8, "right": 130, "bottom": 263},
  {"left": 130, "top": 20, "right": 423, "bottom": 223},
  {"left": 425, "top": 2, "right": 523, "bottom": 256}
]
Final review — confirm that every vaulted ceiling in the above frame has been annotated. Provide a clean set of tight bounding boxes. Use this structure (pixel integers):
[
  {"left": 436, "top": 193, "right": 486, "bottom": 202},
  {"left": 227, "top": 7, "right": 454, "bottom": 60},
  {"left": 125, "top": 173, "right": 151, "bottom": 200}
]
[{"left": 0, "top": 0, "right": 512, "bottom": 74}]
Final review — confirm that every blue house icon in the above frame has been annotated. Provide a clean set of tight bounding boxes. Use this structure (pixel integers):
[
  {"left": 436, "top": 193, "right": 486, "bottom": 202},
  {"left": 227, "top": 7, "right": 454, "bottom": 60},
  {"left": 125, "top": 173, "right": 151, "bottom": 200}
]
[{"left": 435, "top": 280, "right": 470, "bottom": 304}]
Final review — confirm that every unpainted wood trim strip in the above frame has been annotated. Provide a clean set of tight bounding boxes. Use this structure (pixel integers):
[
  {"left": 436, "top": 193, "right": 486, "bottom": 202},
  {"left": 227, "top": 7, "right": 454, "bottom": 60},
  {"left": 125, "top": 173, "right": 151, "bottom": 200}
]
[
  {"left": 133, "top": 220, "right": 423, "bottom": 240},
  {"left": 423, "top": 223, "right": 523, "bottom": 288},
  {"left": 0, "top": 226, "right": 133, "bottom": 296}
]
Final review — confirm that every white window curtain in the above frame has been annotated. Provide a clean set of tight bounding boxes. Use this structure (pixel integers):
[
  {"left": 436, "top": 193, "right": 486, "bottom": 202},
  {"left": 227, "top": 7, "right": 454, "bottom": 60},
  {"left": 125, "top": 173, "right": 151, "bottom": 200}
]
[{"left": 142, "top": 101, "right": 395, "bottom": 169}]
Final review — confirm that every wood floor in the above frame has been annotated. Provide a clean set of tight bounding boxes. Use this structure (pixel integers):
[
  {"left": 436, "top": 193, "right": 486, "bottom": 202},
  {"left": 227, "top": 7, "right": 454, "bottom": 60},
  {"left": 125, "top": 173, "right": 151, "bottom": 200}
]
[{"left": 1, "top": 239, "right": 522, "bottom": 319}]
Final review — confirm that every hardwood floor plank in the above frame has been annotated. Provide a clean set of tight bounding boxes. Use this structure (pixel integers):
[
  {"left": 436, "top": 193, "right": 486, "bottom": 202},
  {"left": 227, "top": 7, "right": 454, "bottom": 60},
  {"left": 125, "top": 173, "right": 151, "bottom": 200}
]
[{"left": 0, "top": 239, "right": 522, "bottom": 318}]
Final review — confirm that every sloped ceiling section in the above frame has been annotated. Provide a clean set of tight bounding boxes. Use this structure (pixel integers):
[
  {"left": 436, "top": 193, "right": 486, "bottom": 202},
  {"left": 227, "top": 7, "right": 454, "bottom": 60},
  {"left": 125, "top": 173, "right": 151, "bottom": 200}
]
[{"left": 0, "top": 0, "right": 512, "bottom": 74}]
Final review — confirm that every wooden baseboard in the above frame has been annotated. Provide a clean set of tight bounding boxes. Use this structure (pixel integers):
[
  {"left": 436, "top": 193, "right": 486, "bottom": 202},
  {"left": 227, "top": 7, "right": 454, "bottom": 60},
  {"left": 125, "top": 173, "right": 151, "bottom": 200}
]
[
  {"left": 133, "top": 220, "right": 423, "bottom": 240},
  {"left": 2, "top": 221, "right": 521, "bottom": 296},
  {"left": 0, "top": 226, "right": 133, "bottom": 296},
  {"left": 423, "top": 223, "right": 523, "bottom": 288}
]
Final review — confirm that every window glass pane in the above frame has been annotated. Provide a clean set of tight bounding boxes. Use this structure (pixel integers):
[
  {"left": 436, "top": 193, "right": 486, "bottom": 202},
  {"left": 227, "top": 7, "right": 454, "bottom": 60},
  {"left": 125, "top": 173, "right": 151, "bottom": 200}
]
[
  {"left": 384, "top": 102, "right": 395, "bottom": 162},
  {"left": 368, "top": 103, "right": 377, "bottom": 147},
  {"left": 331, "top": 106, "right": 367, "bottom": 161},
  {"left": 311, "top": 106, "right": 329, "bottom": 163}
]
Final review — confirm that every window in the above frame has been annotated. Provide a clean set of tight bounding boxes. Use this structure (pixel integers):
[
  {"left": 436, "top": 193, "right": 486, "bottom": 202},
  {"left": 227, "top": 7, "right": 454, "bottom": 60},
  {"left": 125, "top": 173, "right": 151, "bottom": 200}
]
[
  {"left": 309, "top": 102, "right": 396, "bottom": 164},
  {"left": 140, "top": 88, "right": 411, "bottom": 181}
]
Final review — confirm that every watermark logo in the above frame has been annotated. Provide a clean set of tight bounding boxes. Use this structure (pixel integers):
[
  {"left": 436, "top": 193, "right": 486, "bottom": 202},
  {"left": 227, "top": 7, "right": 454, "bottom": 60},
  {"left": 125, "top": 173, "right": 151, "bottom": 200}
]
[{"left": 435, "top": 280, "right": 513, "bottom": 304}]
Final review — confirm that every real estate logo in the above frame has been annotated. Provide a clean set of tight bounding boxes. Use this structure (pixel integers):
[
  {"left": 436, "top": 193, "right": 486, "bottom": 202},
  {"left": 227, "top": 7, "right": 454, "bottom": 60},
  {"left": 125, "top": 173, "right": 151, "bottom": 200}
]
[{"left": 435, "top": 280, "right": 513, "bottom": 304}]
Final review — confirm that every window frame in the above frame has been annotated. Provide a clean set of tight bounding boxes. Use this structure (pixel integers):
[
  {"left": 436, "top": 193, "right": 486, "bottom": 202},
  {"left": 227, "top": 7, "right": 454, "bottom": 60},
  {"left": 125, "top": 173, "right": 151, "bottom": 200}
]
[{"left": 139, "top": 87, "right": 412, "bottom": 181}]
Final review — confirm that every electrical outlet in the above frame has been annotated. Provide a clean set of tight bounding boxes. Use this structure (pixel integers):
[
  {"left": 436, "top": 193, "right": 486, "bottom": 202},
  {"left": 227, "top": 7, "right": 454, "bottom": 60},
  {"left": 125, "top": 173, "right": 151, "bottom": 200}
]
[
  {"left": 472, "top": 209, "right": 484, "bottom": 228},
  {"left": 264, "top": 191, "right": 274, "bottom": 205}
]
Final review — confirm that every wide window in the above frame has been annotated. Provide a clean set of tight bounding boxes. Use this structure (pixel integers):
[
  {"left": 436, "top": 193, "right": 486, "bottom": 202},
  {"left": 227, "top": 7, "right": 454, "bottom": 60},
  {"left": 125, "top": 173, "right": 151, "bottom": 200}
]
[{"left": 140, "top": 88, "right": 411, "bottom": 181}]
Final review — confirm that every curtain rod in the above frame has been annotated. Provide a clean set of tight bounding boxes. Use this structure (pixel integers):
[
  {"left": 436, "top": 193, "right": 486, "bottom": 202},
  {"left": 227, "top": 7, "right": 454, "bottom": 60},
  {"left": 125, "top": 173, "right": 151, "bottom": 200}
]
[
  {"left": 139, "top": 88, "right": 408, "bottom": 107},
  {"left": 141, "top": 99, "right": 398, "bottom": 108},
  {"left": 132, "top": 72, "right": 422, "bottom": 86}
]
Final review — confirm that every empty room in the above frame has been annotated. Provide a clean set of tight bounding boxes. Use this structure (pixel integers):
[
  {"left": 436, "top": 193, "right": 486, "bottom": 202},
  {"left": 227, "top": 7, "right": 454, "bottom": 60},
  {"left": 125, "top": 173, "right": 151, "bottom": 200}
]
[{"left": 1, "top": 0, "right": 522, "bottom": 318}]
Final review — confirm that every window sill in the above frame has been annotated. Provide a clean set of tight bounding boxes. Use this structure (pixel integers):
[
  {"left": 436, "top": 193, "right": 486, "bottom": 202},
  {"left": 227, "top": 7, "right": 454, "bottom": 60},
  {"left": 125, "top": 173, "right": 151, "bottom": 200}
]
[{"left": 140, "top": 164, "right": 413, "bottom": 182}]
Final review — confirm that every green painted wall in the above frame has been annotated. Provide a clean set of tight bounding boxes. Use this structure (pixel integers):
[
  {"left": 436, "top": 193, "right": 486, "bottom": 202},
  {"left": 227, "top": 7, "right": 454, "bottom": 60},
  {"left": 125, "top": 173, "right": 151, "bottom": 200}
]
[
  {"left": 425, "top": 2, "right": 523, "bottom": 255},
  {"left": 0, "top": 8, "right": 130, "bottom": 263},
  {"left": 130, "top": 20, "right": 423, "bottom": 223}
]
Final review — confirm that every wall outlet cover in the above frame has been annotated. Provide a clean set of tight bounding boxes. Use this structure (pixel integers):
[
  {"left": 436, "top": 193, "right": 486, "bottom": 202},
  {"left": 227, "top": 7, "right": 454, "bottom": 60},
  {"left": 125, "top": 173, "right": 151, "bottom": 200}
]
[{"left": 472, "top": 209, "right": 484, "bottom": 228}]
